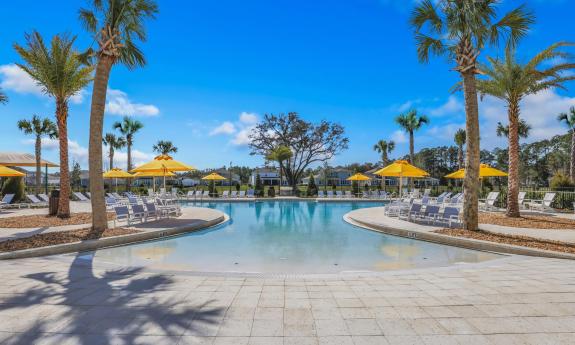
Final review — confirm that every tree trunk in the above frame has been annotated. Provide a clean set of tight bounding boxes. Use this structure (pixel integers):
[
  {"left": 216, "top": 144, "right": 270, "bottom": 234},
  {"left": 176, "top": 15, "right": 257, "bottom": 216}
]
[
  {"left": 126, "top": 141, "right": 132, "bottom": 190},
  {"left": 462, "top": 72, "right": 480, "bottom": 231},
  {"left": 109, "top": 147, "right": 114, "bottom": 170},
  {"left": 35, "top": 136, "right": 42, "bottom": 194},
  {"left": 89, "top": 57, "right": 113, "bottom": 232},
  {"left": 506, "top": 100, "right": 521, "bottom": 218},
  {"left": 56, "top": 100, "right": 71, "bottom": 218},
  {"left": 571, "top": 129, "right": 575, "bottom": 182},
  {"left": 458, "top": 145, "right": 464, "bottom": 169},
  {"left": 409, "top": 131, "right": 414, "bottom": 163}
]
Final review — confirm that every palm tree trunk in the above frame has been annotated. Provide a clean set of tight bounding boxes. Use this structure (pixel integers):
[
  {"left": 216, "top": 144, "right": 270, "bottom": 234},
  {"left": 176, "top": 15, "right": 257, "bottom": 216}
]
[
  {"left": 126, "top": 141, "right": 132, "bottom": 190},
  {"left": 409, "top": 132, "right": 414, "bottom": 163},
  {"left": 35, "top": 136, "right": 42, "bottom": 194},
  {"left": 56, "top": 100, "right": 71, "bottom": 218},
  {"left": 506, "top": 100, "right": 521, "bottom": 218},
  {"left": 458, "top": 145, "right": 464, "bottom": 169},
  {"left": 89, "top": 57, "right": 114, "bottom": 232},
  {"left": 462, "top": 72, "right": 480, "bottom": 231},
  {"left": 109, "top": 147, "right": 114, "bottom": 170},
  {"left": 571, "top": 129, "right": 575, "bottom": 182}
]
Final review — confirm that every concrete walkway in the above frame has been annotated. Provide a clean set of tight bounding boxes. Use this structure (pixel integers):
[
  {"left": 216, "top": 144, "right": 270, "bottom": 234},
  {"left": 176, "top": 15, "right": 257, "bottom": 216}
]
[
  {"left": 349, "top": 206, "right": 575, "bottom": 245},
  {"left": 0, "top": 253, "right": 573, "bottom": 344}
]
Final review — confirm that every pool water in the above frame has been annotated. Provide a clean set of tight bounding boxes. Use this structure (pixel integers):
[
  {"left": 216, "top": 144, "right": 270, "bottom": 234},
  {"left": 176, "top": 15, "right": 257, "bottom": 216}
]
[{"left": 92, "top": 201, "right": 502, "bottom": 274}]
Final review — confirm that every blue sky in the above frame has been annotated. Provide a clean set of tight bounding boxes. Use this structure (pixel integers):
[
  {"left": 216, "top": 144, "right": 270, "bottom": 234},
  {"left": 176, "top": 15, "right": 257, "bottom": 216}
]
[{"left": 1, "top": 0, "right": 574, "bottom": 171}]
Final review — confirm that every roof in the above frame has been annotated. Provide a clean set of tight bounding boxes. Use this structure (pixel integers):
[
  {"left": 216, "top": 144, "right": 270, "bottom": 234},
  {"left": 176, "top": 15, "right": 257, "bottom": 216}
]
[{"left": 0, "top": 152, "right": 58, "bottom": 167}]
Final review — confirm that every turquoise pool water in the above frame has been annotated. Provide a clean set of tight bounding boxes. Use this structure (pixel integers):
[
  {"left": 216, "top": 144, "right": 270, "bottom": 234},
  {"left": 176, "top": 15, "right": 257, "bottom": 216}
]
[{"left": 92, "top": 201, "right": 501, "bottom": 274}]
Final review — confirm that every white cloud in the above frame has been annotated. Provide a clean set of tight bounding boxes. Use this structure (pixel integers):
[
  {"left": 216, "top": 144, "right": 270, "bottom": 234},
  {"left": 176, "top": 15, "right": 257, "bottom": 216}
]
[
  {"left": 0, "top": 64, "right": 42, "bottom": 96},
  {"left": 209, "top": 121, "right": 236, "bottom": 136},
  {"left": 0, "top": 64, "right": 87, "bottom": 104},
  {"left": 427, "top": 96, "right": 464, "bottom": 117},
  {"left": 231, "top": 127, "right": 254, "bottom": 147},
  {"left": 391, "top": 130, "right": 408, "bottom": 144},
  {"left": 112, "top": 149, "right": 154, "bottom": 169},
  {"left": 479, "top": 89, "right": 575, "bottom": 148},
  {"left": 106, "top": 88, "right": 160, "bottom": 117},
  {"left": 239, "top": 112, "right": 258, "bottom": 124}
]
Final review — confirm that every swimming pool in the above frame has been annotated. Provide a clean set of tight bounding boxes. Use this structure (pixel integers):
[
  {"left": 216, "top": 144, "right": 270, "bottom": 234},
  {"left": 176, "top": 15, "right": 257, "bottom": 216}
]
[{"left": 92, "top": 201, "right": 502, "bottom": 274}]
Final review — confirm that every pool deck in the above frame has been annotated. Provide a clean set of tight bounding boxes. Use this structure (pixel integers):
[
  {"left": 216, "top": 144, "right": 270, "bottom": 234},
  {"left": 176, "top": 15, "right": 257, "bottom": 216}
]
[{"left": 1, "top": 202, "right": 575, "bottom": 343}]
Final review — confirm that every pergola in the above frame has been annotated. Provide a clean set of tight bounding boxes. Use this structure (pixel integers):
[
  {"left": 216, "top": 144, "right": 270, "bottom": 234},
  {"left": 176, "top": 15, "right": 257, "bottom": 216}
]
[{"left": 0, "top": 152, "right": 59, "bottom": 194}]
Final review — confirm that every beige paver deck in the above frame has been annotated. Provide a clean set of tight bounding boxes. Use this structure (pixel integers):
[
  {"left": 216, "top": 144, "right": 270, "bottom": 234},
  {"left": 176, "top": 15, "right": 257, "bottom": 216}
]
[{"left": 0, "top": 254, "right": 573, "bottom": 344}]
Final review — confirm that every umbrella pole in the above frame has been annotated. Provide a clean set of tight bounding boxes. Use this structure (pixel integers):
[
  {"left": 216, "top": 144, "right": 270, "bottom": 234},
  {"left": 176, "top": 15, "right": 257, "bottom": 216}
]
[{"left": 45, "top": 163, "right": 48, "bottom": 195}]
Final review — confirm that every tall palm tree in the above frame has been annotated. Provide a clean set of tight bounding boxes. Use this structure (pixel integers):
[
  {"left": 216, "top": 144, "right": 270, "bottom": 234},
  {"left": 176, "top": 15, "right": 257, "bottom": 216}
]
[
  {"left": 496, "top": 119, "right": 531, "bottom": 139},
  {"left": 558, "top": 107, "right": 575, "bottom": 182},
  {"left": 411, "top": 0, "right": 534, "bottom": 230},
  {"left": 373, "top": 140, "right": 395, "bottom": 165},
  {"left": 17, "top": 115, "right": 58, "bottom": 193},
  {"left": 478, "top": 43, "right": 574, "bottom": 217},
  {"left": 114, "top": 116, "right": 144, "bottom": 171},
  {"left": 103, "top": 133, "right": 126, "bottom": 170},
  {"left": 14, "top": 32, "right": 92, "bottom": 218},
  {"left": 395, "top": 109, "right": 429, "bottom": 162},
  {"left": 454, "top": 129, "right": 466, "bottom": 169},
  {"left": 0, "top": 87, "right": 7, "bottom": 104},
  {"left": 80, "top": 0, "right": 158, "bottom": 232},
  {"left": 266, "top": 146, "right": 293, "bottom": 192},
  {"left": 152, "top": 140, "right": 178, "bottom": 155},
  {"left": 373, "top": 140, "right": 395, "bottom": 189}
]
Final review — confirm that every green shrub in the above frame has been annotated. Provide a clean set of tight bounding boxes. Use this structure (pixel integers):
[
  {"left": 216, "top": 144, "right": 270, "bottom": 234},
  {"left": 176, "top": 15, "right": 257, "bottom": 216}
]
[
  {"left": 255, "top": 173, "right": 264, "bottom": 197},
  {"left": 307, "top": 174, "right": 318, "bottom": 197},
  {"left": 2, "top": 177, "right": 25, "bottom": 202},
  {"left": 208, "top": 180, "right": 219, "bottom": 197},
  {"left": 267, "top": 186, "right": 276, "bottom": 197},
  {"left": 235, "top": 182, "right": 241, "bottom": 192},
  {"left": 351, "top": 180, "right": 359, "bottom": 196},
  {"left": 550, "top": 172, "right": 574, "bottom": 189}
]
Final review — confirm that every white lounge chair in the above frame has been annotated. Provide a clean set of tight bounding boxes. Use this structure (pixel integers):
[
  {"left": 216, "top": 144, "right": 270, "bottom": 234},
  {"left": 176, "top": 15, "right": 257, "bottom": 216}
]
[
  {"left": 479, "top": 192, "right": 499, "bottom": 211},
  {"left": 527, "top": 193, "right": 556, "bottom": 212},
  {"left": 327, "top": 191, "right": 334, "bottom": 198},
  {"left": 239, "top": 190, "right": 246, "bottom": 198},
  {"left": 0, "top": 194, "right": 15, "bottom": 209},
  {"left": 221, "top": 190, "right": 230, "bottom": 198},
  {"left": 336, "top": 191, "right": 343, "bottom": 198},
  {"left": 73, "top": 192, "right": 90, "bottom": 202},
  {"left": 247, "top": 189, "right": 255, "bottom": 198},
  {"left": 38, "top": 194, "right": 50, "bottom": 203},
  {"left": 345, "top": 190, "right": 353, "bottom": 198},
  {"left": 26, "top": 194, "right": 47, "bottom": 207},
  {"left": 230, "top": 191, "right": 238, "bottom": 198}
]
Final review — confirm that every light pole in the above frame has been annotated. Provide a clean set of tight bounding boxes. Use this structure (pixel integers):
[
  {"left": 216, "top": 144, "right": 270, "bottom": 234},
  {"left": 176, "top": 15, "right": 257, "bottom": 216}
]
[{"left": 229, "top": 161, "right": 232, "bottom": 194}]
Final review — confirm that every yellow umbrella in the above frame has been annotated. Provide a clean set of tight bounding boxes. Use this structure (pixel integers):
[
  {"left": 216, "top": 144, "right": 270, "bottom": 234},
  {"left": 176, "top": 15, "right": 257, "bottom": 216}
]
[
  {"left": 103, "top": 168, "right": 134, "bottom": 192},
  {"left": 103, "top": 168, "right": 134, "bottom": 178},
  {"left": 202, "top": 173, "right": 227, "bottom": 181},
  {"left": 445, "top": 164, "right": 508, "bottom": 179},
  {"left": 133, "top": 171, "right": 176, "bottom": 177},
  {"left": 0, "top": 165, "right": 25, "bottom": 177},
  {"left": 374, "top": 160, "right": 429, "bottom": 198},
  {"left": 131, "top": 154, "right": 195, "bottom": 190},
  {"left": 347, "top": 173, "right": 371, "bottom": 181}
]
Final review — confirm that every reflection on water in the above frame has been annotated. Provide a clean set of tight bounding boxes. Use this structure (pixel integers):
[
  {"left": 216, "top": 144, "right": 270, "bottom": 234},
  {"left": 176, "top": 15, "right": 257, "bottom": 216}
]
[{"left": 93, "top": 201, "right": 502, "bottom": 274}]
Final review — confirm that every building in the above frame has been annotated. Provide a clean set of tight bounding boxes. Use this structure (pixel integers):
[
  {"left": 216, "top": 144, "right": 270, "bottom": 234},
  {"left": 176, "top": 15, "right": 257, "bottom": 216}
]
[
  {"left": 301, "top": 168, "right": 353, "bottom": 186},
  {"left": 250, "top": 167, "right": 288, "bottom": 186}
]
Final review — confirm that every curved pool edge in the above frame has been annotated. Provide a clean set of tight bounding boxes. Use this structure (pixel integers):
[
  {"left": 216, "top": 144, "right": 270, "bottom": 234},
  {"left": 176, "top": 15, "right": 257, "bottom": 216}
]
[
  {"left": 0, "top": 207, "right": 229, "bottom": 260},
  {"left": 344, "top": 207, "right": 575, "bottom": 260}
]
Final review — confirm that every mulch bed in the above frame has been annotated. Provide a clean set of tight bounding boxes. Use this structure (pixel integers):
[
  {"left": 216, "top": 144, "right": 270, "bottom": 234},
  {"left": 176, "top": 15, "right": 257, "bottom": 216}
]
[
  {"left": 479, "top": 212, "right": 575, "bottom": 230},
  {"left": 435, "top": 228, "right": 575, "bottom": 254},
  {"left": 0, "top": 228, "right": 141, "bottom": 252},
  {"left": 0, "top": 213, "right": 115, "bottom": 228}
]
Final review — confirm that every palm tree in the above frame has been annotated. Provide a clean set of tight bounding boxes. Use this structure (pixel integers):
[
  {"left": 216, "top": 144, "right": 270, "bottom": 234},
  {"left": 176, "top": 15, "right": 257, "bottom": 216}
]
[
  {"left": 113, "top": 116, "right": 144, "bottom": 174},
  {"left": 496, "top": 119, "right": 531, "bottom": 139},
  {"left": 17, "top": 115, "right": 58, "bottom": 193},
  {"left": 411, "top": 0, "right": 534, "bottom": 230},
  {"left": 395, "top": 109, "right": 429, "bottom": 162},
  {"left": 478, "top": 43, "right": 574, "bottom": 217},
  {"left": 152, "top": 140, "right": 178, "bottom": 155},
  {"left": 80, "top": 0, "right": 158, "bottom": 232},
  {"left": 103, "top": 133, "right": 126, "bottom": 170},
  {"left": 266, "top": 146, "right": 293, "bottom": 192},
  {"left": 373, "top": 140, "right": 395, "bottom": 189},
  {"left": 373, "top": 140, "right": 395, "bottom": 165},
  {"left": 14, "top": 32, "right": 92, "bottom": 218},
  {"left": 0, "top": 87, "right": 7, "bottom": 104},
  {"left": 454, "top": 129, "right": 466, "bottom": 169},
  {"left": 558, "top": 107, "right": 575, "bottom": 182}
]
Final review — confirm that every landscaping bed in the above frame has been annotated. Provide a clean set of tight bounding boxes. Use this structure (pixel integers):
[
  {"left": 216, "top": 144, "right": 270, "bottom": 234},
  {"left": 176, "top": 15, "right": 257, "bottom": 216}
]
[
  {"left": 435, "top": 228, "right": 575, "bottom": 254},
  {"left": 0, "top": 228, "right": 140, "bottom": 252},
  {"left": 0, "top": 213, "right": 115, "bottom": 228},
  {"left": 479, "top": 212, "right": 575, "bottom": 230}
]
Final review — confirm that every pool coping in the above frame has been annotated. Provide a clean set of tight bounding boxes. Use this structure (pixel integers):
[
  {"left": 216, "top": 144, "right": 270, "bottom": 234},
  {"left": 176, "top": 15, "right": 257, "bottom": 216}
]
[
  {"left": 0, "top": 211, "right": 228, "bottom": 260},
  {"left": 179, "top": 197, "right": 390, "bottom": 203},
  {"left": 344, "top": 211, "right": 575, "bottom": 260}
]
